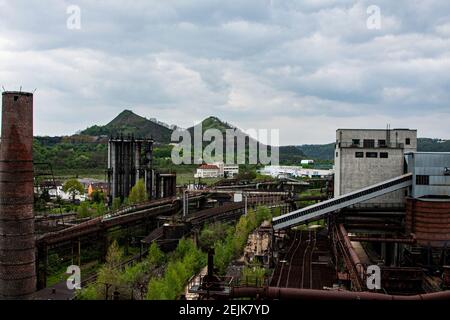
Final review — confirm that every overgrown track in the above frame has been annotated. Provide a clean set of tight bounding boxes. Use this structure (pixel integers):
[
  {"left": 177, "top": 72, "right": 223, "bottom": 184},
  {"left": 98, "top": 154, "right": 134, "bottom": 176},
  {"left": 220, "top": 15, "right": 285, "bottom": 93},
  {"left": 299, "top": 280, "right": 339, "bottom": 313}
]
[{"left": 271, "top": 230, "right": 320, "bottom": 289}]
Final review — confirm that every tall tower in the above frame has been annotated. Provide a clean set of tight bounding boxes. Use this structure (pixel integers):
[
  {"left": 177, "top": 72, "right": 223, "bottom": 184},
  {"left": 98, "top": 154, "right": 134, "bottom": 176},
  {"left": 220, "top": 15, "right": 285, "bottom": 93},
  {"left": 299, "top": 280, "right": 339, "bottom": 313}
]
[{"left": 0, "top": 92, "right": 36, "bottom": 299}]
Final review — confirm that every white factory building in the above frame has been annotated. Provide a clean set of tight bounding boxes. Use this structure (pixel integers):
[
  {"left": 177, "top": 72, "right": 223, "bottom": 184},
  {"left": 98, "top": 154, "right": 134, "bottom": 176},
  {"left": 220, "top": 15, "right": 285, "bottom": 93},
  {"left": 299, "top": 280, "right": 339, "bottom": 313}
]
[
  {"left": 194, "top": 162, "right": 240, "bottom": 179},
  {"left": 260, "top": 165, "right": 333, "bottom": 179}
]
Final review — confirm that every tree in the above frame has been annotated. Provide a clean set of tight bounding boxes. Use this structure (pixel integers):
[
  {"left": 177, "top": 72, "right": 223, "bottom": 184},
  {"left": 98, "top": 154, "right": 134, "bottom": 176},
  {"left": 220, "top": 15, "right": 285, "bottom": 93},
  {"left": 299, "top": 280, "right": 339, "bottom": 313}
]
[
  {"left": 96, "top": 241, "right": 126, "bottom": 299},
  {"left": 91, "top": 189, "right": 105, "bottom": 203},
  {"left": 63, "top": 179, "right": 85, "bottom": 202},
  {"left": 128, "top": 179, "right": 148, "bottom": 205}
]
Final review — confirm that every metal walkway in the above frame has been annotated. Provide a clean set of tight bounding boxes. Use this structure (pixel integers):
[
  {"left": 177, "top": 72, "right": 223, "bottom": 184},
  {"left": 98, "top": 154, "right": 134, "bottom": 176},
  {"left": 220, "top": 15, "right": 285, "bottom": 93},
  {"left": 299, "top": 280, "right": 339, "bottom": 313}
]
[{"left": 272, "top": 173, "right": 412, "bottom": 230}]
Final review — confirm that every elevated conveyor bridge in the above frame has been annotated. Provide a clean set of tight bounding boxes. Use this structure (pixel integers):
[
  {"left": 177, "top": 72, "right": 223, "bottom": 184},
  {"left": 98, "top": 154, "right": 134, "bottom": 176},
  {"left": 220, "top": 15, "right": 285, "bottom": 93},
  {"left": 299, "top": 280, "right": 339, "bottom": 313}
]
[{"left": 273, "top": 173, "right": 412, "bottom": 230}]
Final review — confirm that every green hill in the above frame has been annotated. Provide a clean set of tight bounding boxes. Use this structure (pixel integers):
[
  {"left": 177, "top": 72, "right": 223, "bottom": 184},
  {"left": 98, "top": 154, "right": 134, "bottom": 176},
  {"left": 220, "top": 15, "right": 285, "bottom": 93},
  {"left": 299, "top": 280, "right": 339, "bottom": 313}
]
[
  {"left": 81, "top": 110, "right": 173, "bottom": 143},
  {"left": 186, "top": 116, "right": 305, "bottom": 165},
  {"left": 417, "top": 138, "right": 450, "bottom": 152}
]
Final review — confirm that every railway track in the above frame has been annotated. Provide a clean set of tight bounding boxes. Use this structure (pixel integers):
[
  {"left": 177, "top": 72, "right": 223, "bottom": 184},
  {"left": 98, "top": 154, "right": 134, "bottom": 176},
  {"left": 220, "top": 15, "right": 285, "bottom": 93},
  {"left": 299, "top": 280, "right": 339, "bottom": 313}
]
[
  {"left": 300, "top": 231, "right": 317, "bottom": 289},
  {"left": 274, "top": 231, "right": 300, "bottom": 287},
  {"left": 271, "top": 230, "right": 319, "bottom": 289}
]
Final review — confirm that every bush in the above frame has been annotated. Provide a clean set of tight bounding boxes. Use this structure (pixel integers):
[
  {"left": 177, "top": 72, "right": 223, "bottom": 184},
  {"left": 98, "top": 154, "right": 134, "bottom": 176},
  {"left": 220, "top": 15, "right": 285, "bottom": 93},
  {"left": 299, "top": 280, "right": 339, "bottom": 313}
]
[
  {"left": 147, "top": 242, "right": 165, "bottom": 267},
  {"left": 198, "top": 222, "right": 233, "bottom": 250},
  {"left": 241, "top": 266, "right": 266, "bottom": 286},
  {"left": 146, "top": 239, "right": 206, "bottom": 300},
  {"left": 213, "top": 206, "right": 274, "bottom": 276},
  {"left": 77, "top": 202, "right": 91, "bottom": 218},
  {"left": 129, "top": 179, "right": 148, "bottom": 205}
]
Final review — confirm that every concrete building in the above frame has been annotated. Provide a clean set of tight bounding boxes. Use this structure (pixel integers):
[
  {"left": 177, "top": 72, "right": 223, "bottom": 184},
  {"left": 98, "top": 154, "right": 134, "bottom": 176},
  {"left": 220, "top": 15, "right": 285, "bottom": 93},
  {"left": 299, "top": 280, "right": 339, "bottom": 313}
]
[
  {"left": 334, "top": 128, "right": 417, "bottom": 205},
  {"left": 194, "top": 164, "right": 220, "bottom": 178},
  {"left": 212, "top": 162, "right": 239, "bottom": 178}
]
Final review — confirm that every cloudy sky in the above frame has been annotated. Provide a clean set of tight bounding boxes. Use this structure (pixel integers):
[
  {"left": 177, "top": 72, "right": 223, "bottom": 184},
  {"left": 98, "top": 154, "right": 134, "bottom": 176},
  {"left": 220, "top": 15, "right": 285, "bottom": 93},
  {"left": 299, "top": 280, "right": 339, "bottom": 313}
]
[{"left": 1, "top": 0, "right": 450, "bottom": 144}]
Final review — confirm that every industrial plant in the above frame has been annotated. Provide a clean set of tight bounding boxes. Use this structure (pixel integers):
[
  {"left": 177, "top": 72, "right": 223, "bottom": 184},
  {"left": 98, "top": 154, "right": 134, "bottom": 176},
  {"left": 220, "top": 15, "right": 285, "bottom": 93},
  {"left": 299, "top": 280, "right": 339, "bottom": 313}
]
[{"left": 0, "top": 91, "right": 449, "bottom": 302}]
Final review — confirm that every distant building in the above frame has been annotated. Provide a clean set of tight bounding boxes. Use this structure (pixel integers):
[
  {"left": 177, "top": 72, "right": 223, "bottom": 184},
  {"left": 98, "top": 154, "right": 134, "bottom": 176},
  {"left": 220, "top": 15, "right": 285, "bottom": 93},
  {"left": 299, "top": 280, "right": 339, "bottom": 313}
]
[
  {"left": 194, "top": 164, "right": 220, "bottom": 178},
  {"left": 260, "top": 165, "right": 332, "bottom": 179},
  {"left": 213, "top": 162, "right": 239, "bottom": 178},
  {"left": 334, "top": 128, "right": 417, "bottom": 205},
  {"left": 224, "top": 164, "right": 239, "bottom": 178},
  {"left": 301, "top": 159, "right": 314, "bottom": 165},
  {"left": 87, "top": 182, "right": 109, "bottom": 199}
]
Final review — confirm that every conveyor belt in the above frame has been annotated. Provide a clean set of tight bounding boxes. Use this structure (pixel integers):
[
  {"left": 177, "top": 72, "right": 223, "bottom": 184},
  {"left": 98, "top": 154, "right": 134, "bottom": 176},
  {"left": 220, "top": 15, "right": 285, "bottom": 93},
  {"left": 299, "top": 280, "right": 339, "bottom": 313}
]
[{"left": 273, "top": 173, "right": 412, "bottom": 230}]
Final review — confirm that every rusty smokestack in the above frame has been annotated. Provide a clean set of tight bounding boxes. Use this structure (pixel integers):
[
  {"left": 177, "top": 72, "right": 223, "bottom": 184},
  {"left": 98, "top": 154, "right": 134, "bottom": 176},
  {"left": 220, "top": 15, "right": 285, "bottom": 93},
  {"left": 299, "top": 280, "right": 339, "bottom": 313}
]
[{"left": 0, "top": 91, "right": 36, "bottom": 300}]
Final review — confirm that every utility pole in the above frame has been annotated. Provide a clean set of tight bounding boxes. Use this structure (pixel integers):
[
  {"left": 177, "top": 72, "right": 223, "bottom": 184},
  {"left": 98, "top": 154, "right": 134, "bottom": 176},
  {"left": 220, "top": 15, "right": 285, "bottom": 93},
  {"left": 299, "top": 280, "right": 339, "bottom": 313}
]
[{"left": 183, "top": 190, "right": 189, "bottom": 218}]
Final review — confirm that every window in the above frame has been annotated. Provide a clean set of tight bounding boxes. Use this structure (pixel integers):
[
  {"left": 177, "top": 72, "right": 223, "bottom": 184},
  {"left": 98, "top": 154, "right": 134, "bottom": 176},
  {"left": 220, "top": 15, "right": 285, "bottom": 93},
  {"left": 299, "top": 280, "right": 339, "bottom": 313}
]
[
  {"left": 352, "top": 139, "right": 360, "bottom": 146},
  {"left": 380, "top": 152, "right": 388, "bottom": 158},
  {"left": 378, "top": 139, "right": 386, "bottom": 147},
  {"left": 406, "top": 138, "right": 411, "bottom": 145},
  {"left": 416, "top": 175, "right": 429, "bottom": 185},
  {"left": 336, "top": 152, "right": 339, "bottom": 157},
  {"left": 366, "top": 152, "right": 378, "bottom": 158},
  {"left": 363, "top": 139, "right": 375, "bottom": 148},
  {"left": 355, "top": 152, "right": 364, "bottom": 158}
]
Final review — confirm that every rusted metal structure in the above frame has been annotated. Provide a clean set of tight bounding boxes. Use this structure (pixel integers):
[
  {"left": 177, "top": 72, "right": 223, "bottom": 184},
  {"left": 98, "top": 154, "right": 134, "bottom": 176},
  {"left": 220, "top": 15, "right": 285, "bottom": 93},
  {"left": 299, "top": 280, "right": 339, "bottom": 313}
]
[
  {"left": 406, "top": 197, "right": 450, "bottom": 247},
  {"left": 107, "top": 137, "right": 178, "bottom": 203},
  {"left": 36, "top": 196, "right": 181, "bottom": 289},
  {"left": 155, "top": 173, "right": 177, "bottom": 199},
  {"left": 230, "top": 286, "right": 450, "bottom": 300},
  {"left": 107, "top": 136, "right": 154, "bottom": 203},
  {"left": 0, "top": 92, "right": 36, "bottom": 299}
]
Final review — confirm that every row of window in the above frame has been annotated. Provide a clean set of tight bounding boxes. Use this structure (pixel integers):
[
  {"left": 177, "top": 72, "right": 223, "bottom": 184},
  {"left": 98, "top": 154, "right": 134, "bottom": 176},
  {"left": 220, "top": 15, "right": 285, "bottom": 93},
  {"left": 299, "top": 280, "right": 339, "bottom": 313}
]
[
  {"left": 350, "top": 138, "right": 411, "bottom": 147},
  {"left": 416, "top": 175, "right": 429, "bottom": 185},
  {"left": 355, "top": 152, "right": 389, "bottom": 158}
]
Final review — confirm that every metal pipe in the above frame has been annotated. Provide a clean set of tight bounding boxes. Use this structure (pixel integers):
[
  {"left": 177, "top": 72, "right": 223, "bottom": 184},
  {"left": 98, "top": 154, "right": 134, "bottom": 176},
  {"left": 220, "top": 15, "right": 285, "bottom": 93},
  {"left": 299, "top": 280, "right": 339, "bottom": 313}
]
[
  {"left": 231, "top": 287, "right": 450, "bottom": 301},
  {"left": 0, "top": 92, "right": 36, "bottom": 300},
  {"left": 348, "top": 236, "right": 415, "bottom": 244},
  {"left": 338, "top": 224, "right": 364, "bottom": 279}
]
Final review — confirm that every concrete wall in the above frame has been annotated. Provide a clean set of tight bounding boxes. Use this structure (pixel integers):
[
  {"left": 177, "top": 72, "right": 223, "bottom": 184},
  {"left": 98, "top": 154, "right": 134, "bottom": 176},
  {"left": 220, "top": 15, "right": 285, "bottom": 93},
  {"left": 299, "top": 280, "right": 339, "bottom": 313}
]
[{"left": 335, "top": 129, "right": 417, "bottom": 204}]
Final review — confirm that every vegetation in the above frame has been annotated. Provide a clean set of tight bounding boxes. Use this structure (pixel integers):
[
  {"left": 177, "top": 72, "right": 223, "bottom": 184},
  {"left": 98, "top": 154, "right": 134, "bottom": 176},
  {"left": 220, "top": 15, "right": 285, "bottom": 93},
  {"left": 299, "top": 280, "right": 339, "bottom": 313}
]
[
  {"left": 146, "top": 239, "right": 206, "bottom": 300},
  {"left": 213, "top": 207, "right": 272, "bottom": 275},
  {"left": 34, "top": 137, "right": 107, "bottom": 172},
  {"left": 77, "top": 206, "right": 273, "bottom": 300},
  {"left": 128, "top": 179, "right": 148, "bottom": 204},
  {"left": 198, "top": 222, "right": 234, "bottom": 250},
  {"left": 241, "top": 265, "right": 267, "bottom": 286},
  {"left": 91, "top": 189, "right": 106, "bottom": 203},
  {"left": 81, "top": 110, "right": 173, "bottom": 143},
  {"left": 76, "top": 200, "right": 107, "bottom": 218},
  {"left": 112, "top": 197, "right": 122, "bottom": 211},
  {"left": 297, "top": 143, "right": 335, "bottom": 161},
  {"left": 63, "top": 179, "right": 85, "bottom": 202},
  {"left": 77, "top": 242, "right": 167, "bottom": 300}
]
